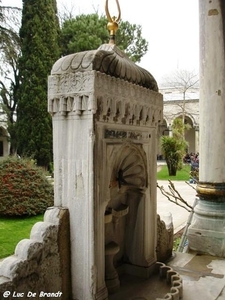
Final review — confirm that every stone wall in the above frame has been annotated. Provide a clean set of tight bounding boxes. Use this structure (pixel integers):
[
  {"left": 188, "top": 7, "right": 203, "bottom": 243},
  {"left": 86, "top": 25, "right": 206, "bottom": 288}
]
[{"left": 0, "top": 207, "right": 71, "bottom": 300}]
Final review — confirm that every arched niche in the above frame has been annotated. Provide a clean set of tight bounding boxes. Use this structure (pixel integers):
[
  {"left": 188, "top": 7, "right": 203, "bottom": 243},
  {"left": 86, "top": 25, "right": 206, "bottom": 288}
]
[{"left": 105, "top": 142, "right": 150, "bottom": 270}]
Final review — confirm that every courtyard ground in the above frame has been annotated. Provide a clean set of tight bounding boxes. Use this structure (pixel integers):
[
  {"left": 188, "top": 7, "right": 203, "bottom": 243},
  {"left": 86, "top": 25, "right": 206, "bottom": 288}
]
[{"left": 109, "top": 180, "right": 225, "bottom": 300}]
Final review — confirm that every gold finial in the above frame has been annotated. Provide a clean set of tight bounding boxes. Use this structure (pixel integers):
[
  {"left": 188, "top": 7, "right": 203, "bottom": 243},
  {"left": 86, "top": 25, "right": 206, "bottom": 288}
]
[{"left": 105, "top": 0, "right": 121, "bottom": 44}]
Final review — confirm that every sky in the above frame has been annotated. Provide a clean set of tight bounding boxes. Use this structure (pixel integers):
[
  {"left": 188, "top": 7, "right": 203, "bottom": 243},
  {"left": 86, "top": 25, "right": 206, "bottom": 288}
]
[{"left": 2, "top": 0, "right": 199, "bottom": 84}]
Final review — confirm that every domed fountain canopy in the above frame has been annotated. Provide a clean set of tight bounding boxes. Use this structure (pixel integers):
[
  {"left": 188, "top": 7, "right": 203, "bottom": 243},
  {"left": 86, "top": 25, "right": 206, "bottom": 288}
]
[
  {"left": 51, "top": 43, "right": 158, "bottom": 92},
  {"left": 51, "top": 0, "right": 158, "bottom": 92}
]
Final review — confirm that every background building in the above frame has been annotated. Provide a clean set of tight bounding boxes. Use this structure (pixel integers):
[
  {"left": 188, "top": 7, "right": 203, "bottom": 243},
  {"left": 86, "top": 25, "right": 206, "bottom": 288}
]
[{"left": 158, "top": 87, "right": 199, "bottom": 158}]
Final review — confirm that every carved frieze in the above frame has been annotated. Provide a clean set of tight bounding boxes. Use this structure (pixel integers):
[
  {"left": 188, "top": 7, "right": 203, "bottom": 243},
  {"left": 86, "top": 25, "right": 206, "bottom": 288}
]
[{"left": 48, "top": 71, "right": 163, "bottom": 127}]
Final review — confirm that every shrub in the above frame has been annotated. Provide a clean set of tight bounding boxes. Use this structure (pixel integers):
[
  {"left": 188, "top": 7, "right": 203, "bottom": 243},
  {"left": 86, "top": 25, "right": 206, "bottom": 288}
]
[
  {"left": 0, "top": 157, "right": 54, "bottom": 216},
  {"left": 161, "top": 136, "right": 186, "bottom": 176}
]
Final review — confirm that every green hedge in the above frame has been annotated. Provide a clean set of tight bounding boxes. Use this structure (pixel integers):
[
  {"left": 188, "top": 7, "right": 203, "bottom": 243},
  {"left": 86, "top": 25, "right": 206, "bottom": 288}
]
[{"left": 0, "top": 157, "right": 53, "bottom": 216}]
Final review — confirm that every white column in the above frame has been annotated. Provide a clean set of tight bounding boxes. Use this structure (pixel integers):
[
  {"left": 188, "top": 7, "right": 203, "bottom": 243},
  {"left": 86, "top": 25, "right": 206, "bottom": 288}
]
[
  {"left": 194, "top": 126, "right": 199, "bottom": 154},
  {"left": 188, "top": 0, "right": 225, "bottom": 256},
  {"left": 199, "top": 0, "right": 225, "bottom": 183},
  {"left": 168, "top": 124, "right": 173, "bottom": 137}
]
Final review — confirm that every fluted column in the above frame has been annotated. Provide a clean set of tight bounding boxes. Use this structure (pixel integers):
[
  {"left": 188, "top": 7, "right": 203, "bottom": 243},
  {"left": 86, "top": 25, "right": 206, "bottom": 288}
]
[{"left": 188, "top": 0, "right": 225, "bottom": 256}]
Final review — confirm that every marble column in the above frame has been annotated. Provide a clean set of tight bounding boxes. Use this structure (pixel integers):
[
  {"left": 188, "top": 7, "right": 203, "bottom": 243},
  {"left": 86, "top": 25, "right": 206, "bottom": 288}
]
[
  {"left": 188, "top": 0, "right": 225, "bottom": 256},
  {"left": 168, "top": 124, "right": 173, "bottom": 137},
  {"left": 194, "top": 126, "right": 199, "bottom": 154}
]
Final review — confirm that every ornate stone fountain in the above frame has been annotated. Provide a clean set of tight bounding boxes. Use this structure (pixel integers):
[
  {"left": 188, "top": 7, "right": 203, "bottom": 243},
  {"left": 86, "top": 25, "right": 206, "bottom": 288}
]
[{"left": 48, "top": 0, "right": 166, "bottom": 298}]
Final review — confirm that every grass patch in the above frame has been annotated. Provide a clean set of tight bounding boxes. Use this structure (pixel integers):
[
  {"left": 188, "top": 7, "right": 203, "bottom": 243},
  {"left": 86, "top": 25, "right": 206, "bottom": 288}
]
[
  {"left": 0, "top": 214, "right": 44, "bottom": 259},
  {"left": 173, "top": 237, "right": 181, "bottom": 251},
  {"left": 173, "top": 228, "right": 184, "bottom": 251},
  {"left": 157, "top": 164, "right": 190, "bottom": 181}
]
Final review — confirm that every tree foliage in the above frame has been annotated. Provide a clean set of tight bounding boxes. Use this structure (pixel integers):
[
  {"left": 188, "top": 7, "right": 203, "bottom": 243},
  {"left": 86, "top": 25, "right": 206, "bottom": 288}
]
[
  {"left": 0, "top": 157, "right": 53, "bottom": 216},
  {"left": 60, "top": 13, "right": 148, "bottom": 63},
  {"left": 172, "top": 117, "right": 190, "bottom": 141},
  {"left": 116, "top": 21, "right": 148, "bottom": 63},
  {"left": 16, "top": 0, "right": 60, "bottom": 168},
  {"left": 0, "top": 2, "right": 21, "bottom": 154}
]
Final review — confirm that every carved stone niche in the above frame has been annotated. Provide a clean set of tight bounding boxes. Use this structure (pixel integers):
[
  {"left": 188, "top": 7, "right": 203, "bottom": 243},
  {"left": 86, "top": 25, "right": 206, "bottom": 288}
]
[
  {"left": 101, "top": 141, "right": 157, "bottom": 294},
  {"left": 108, "top": 143, "right": 148, "bottom": 263}
]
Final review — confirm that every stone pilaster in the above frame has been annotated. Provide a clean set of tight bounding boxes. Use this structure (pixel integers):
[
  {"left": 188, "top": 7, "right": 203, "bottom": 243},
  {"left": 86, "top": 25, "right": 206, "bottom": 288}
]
[{"left": 188, "top": 0, "right": 225, "bottom": 256}]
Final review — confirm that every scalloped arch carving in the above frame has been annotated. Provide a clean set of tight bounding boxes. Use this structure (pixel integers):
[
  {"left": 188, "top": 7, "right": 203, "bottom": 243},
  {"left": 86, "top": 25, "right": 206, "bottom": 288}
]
[{"left": 110, "top": 143, "right": 148, "bottom": 191}]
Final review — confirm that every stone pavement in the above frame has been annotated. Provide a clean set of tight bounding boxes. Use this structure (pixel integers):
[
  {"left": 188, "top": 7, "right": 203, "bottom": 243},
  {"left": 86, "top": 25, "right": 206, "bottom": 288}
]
[
  {"left": 168, "top": 252, "right": 225, "bottom": 300},
  {"left": 157, "top": 180, "right": 197, "bottom": 233},
  {"left": 109, "top": 251, "right": 225, "bottom": 300}
]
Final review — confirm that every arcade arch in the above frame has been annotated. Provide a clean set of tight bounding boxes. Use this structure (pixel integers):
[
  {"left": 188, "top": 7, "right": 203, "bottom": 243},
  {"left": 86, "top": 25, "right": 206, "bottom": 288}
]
[
  {"left": 157, "top": 89, "right": 199, "bottom": 158},
  {"left": 0, "top": 126, "right": 10, "bottom": 158}
]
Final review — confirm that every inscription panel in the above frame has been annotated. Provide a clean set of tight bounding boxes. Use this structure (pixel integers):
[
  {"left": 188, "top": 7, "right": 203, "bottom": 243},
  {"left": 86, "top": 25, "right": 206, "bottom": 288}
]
[{"left": 105, "top": 129, "right": 151, "bottom": 140}]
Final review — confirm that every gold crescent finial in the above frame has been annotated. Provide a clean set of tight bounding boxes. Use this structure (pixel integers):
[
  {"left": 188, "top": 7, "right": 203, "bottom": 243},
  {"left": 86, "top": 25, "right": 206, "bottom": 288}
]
[{"left": 105, "top": 0, "right": 121, "bottom": 44}]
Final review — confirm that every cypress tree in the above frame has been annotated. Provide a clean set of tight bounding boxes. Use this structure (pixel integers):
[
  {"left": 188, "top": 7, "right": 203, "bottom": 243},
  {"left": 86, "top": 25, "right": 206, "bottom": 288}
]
[{"left": 16, "top": 0, "right": 60, "bottom": 168}]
